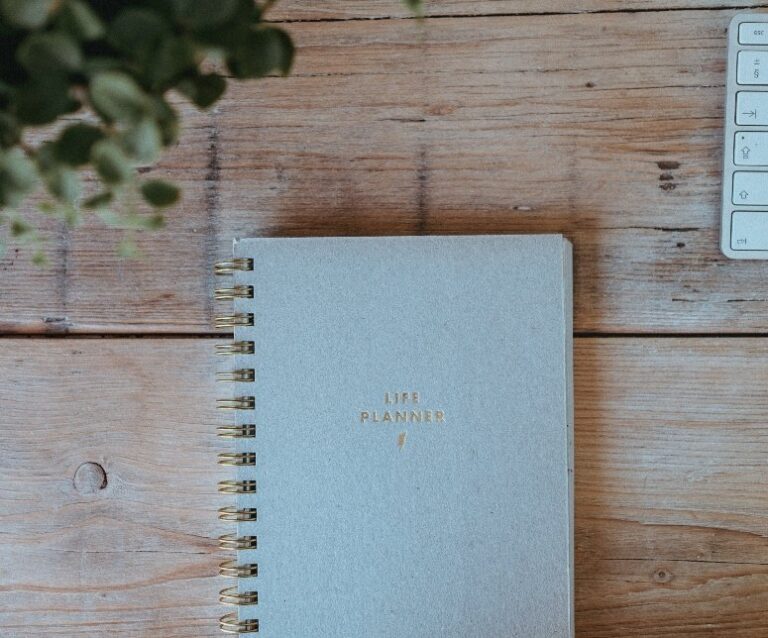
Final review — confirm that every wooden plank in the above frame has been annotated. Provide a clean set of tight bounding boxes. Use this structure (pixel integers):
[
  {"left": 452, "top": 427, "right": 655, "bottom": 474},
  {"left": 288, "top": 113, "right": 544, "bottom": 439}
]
[
  {"left": 0, "top": 100, "right": 218, "bottom": 335},
  {"left": 6, "top": 9, "right": 768, "bottom": 334},
  {"left": 0, "top": 338, "right": 228, "bottom": 637},
  {"left": 575, "top": 338, "right": 768, "bottom": 637},
  {"left": 0, "top": 338, "right": 766, "bottom": 636},
  {"left": 271, "top": 0, "right": 768, "bottom": 20}
]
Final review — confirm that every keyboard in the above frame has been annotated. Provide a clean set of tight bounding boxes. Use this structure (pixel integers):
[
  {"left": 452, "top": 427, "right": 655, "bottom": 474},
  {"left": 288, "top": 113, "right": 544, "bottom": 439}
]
[{"left": 721, "top": 14, "right": 768, "bottom": 258}]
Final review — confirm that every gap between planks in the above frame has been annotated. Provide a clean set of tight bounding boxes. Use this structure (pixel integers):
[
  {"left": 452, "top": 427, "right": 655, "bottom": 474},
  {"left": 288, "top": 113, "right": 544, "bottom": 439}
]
[
  {"left": 5, "top": 332, "right": 768, "bottom": 339},
  {"left": 266, "top": 3, "right": 768, "bottom": 23}
]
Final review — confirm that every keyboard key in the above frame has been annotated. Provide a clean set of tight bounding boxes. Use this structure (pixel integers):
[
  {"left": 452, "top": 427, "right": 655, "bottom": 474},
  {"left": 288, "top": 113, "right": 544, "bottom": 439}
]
[
  {"left": 731, "top": 210, "right": 768, "bottom": 249},
  {"left": 735, "top": 91, "right": 768, "bottom": 124},
  {"left": 721, "top": 16, "right": 768, "bottom": 257},
  {"left": 734, "top": 131, "right": 768, "bottom": 164},
  {"left": 733, "top": 171, "right": 768, "bottom": 204},
  {"left": 737, "top": 50, "right": 768, "bottom": 84},
  {"left": 739, "top": 23, "right": 768, "bottom": 45}
]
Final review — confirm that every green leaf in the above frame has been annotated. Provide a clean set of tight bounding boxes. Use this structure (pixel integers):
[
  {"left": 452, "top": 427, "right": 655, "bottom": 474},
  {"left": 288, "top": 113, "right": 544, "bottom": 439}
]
[
  {"left": 121, "top": 118, "right": 161, "bottom": 163},
  {"left": 91, "top": 139, "right": 132, "bottom": 184},
  {"left": 83, "top": 56, "right": 122, "bottom": 74},
  {"left": 186, "top": 4, "right": 254, "bottom": 49},
  {"left": 14, "top": 77, "right": 79, "bottom": 125},
  {"left": 146, "top": 212, "right": 164, "bottom": 229},
  {"left": 0, "top": 148, "right": 37, "bottom": 207},
  {"left": 3, "top": 148, "right": 36, "bottom": 190},
  {"left": 228, "top": 27, "right": 294, "bottom": 79},
  {"left": 171, "top": 0, "right": 239, "bottom": 29},
  {"left": 43, "top": 166, "right": 80, "bottom": 204},
  {"left": 141, "top": 179, "right": 179, "bottom": 208},
  {"left": 145, "top": 37, "right": 196, "bottom": 91},
  {"left": 148, "top": 96, "right": 179, "bottom": 145},
  {"left": 402, "top": 0, "right": 424, "bottom": 15},
  {"left": 89, "top": 71, "right": 150, "bottom": 122},
  {"left": 0, "top": 113, "right": 19, "bottom": 148},
  {"left": 117, "top": 237, "right": 140, "bottom": 258},
  {"left": 108, "top": 8, "right": 170, "bottom": 56},
  {"left": 35, "top": 141, "right": 56, "bottom": 172},
  {"left": 18, "top": 32, "right": 82, "bottom": 77},
  {"left": 95, "top": 209, "right": 122, "bottom": 226},
  {"left": 58, "top": 0, "right": 105, "bottom": 41},
  {"left": 0, "top": 79, "right": 12, "bottom": 101},
  {"left": 62, "top": 203, "right": 80, "bottom": 225},
  {"left": 177, "top": 73, "right": 226, "bottom": 109},
  {"left": 32, "top": 249, "right": 47, "bottom": 266},
  {"left": 0, "top": 0, "right": 53, "bottom": 29},
  {"left": 35, "top": 142, "right": 80, "bottom": 205},
  {"left": 54, "top": 123, "right": 104, "bottom": 166},
  {"left": 83, "top": 190, "right": 113, "bottom": 209},
  {"left": 98, "top": 209, "right": 164, "bottom": 230},
  {"left": 10, "top": 216, "right": 32, "bottom": 237}
]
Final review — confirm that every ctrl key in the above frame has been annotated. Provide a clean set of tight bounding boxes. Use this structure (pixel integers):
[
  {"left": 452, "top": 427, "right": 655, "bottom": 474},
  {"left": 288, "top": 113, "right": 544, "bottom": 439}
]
[{"left": 731, "top": 211, "right": 768, "bottom": 250}]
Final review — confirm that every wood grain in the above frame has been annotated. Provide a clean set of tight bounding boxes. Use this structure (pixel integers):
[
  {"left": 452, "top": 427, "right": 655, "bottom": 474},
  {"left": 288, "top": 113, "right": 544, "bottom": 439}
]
[
  {"left": 0, "top": 338, "right": 766, "bottom": 636},
  {"left": 3, "top": 3, "right": 766, "bottom": 637},
  {"left": 0, "top": 339, "right": 228, "bottom": 636},
  {"left": 271, "top": 0, "right": 768, "bottom": 20},
  {"left": 576, "top": 339, "right": 768, "bottom": 637},
  {"left": 6, "top": 9, "right": 768, "bottom": 334}
]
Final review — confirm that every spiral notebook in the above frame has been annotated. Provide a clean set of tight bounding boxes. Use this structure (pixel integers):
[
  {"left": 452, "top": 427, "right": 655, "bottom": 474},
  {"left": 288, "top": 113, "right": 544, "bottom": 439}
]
[{"left": 214, "top": 235, "right": 574, "bottom": 637}]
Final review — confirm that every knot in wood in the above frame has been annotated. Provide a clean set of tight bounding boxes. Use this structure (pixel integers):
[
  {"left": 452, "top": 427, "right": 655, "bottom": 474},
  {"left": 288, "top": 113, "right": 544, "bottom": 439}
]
[
  {"left": 74, "top": 462, "right": 108, "bottom": 494},
  {"left": 653, "top": 567, "right": 673, "bottom": 585}
]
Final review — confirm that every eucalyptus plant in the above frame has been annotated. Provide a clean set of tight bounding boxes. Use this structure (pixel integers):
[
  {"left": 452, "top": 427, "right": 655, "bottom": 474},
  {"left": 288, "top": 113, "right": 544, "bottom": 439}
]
[{"left": 0, "top": 0, "right": 421, "bottom": 262}]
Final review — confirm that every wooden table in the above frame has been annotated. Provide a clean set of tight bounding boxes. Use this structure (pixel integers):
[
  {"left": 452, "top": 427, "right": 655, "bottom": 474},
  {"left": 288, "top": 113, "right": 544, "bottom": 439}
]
[{"left": 2, "top": 2, "right": 767, "bottom": 636}]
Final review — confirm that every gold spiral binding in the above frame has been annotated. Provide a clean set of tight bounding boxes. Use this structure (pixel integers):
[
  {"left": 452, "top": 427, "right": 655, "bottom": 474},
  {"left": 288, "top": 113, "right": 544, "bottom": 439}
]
[
  {"left": 219, "top": 534, "right": 258, "bottom": 550},
  {"left": 217, "top": 369, "right": 256, "bottom": 382},
  {"left": 215, "top": 314, "right": 254, "bottom": 329},
  {"left": 215, "top": 285, "right": 254, "bottom": 300},
  {"left": 215, "top": 258, "right": 258, "bottom": 635},
  {"left": 220, "top": 613, "right": 259, "bottom": 634},
  {"left": 220, "top": 560, "right": 259, "bottom": 578},
  {"left": 217, "top": 397, "right": 255, "bottom": 410},
  {"left": 218, "top": 452, "right": 257, "bottom": 466},
  {"left": 218, "top": 506, "right": 258, "bottom": 522},
  {"left": 217, "top": 424, "right": 256, "bottom": 438},
  {"left": 216, "top": 341, "right": 254, "bottom": 356},
  {"left": 219, "top": 480, "right": 258, "bottom": 494},
  {"left": 220, "top": 586, "right": 259, "bottom": 606},
  {"left": 214, "top": 258, "right": 254, "bottom": 275}
]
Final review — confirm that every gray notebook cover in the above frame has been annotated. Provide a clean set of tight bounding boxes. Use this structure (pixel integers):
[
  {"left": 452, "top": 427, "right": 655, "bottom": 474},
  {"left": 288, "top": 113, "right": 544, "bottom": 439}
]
[{"left": 229, "top": 235, "right": 573, "bottom": 637}]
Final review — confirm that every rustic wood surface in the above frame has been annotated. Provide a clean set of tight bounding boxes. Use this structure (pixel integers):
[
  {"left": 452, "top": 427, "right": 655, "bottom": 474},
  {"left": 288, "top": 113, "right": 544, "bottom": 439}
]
[
  {"left": 271, "top": 0, "right": 768, "bottom": 20},
  {"left": 0, "top": 339, "right": 766, "bottom": 637},
  {"left": 1, "top": 2, "right": 767, "bottom": 637},
  {"left": 6, "top": 7, "right": 768, "bottom": 333}
]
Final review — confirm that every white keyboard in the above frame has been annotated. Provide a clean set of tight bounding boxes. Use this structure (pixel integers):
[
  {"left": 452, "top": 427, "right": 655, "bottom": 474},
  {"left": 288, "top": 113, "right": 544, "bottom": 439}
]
[{"left": 721, "top": 14, "right": 768, "bottom": 258}]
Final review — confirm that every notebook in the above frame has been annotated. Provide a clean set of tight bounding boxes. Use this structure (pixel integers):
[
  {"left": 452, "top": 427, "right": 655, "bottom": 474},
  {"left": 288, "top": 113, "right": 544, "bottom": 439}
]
[{"left": 214, "top": 234, "right": 574, "bottom": 637}]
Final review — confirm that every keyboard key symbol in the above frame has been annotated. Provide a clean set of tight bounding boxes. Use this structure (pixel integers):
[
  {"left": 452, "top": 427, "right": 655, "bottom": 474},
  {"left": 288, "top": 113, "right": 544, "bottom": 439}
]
[
  {"left": 739, "top": 190, "right": 749, "bottom": 199},
  {"left": 742, "top": 109, "right": 757, "bottom": 119},
  {"left": 742, "top": 146, "right": 751, "bottom": 160}
]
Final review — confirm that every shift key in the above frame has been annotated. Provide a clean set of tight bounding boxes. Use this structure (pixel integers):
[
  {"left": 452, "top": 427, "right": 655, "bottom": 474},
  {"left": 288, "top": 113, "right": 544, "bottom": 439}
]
[
  {"left": 733, "top": 171, "right": 768, "bottom": 204},
  {"left": 736, "top": 91, "right": 768, "bottom": 124}
]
